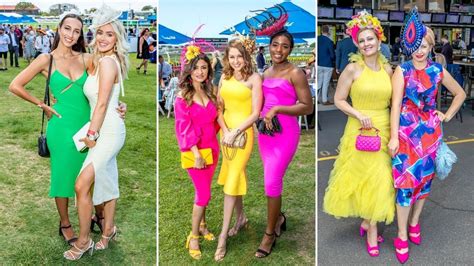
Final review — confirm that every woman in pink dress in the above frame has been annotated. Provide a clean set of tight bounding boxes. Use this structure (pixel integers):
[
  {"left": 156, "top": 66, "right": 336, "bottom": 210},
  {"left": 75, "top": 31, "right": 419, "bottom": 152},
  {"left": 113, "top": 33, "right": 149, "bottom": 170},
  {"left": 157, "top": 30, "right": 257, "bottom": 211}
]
[
  {"left": 255, "top": 29, "right": 313, "bottom": 258},
  {"left": 174, "top": 52, "right": 219, "bottom": 260}
]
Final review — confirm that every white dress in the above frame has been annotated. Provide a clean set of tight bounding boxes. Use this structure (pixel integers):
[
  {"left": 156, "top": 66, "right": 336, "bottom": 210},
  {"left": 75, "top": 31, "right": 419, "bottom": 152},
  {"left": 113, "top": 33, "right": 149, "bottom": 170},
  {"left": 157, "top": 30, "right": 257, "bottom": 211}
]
[{"left": 82, "top": 55, "right": 126, "bottom": 205}]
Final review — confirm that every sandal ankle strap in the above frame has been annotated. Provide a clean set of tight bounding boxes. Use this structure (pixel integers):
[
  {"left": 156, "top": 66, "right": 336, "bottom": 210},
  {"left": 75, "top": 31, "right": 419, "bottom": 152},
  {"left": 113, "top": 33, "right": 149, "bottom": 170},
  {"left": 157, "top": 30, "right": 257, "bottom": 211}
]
[
  {"left": 264, "top": 231, "right": 275, "bottom": 236},
  {"left": 60, "top": 224, "right": 72, "bottom": 229}
]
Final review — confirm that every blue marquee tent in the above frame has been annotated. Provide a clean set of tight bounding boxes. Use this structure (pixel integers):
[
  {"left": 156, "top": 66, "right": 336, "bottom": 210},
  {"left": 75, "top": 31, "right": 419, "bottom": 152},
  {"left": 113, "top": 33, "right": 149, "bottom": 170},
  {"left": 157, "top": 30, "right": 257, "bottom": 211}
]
[
  {"left": 220, "top": 0, "right": 315, "bottom": 39},
  {"left": 0, "top": 13, "right": 37, "bottom": 24},
  {"left": 159, "top": 24, "right": 191, "bottom": 45},
  {"left": 256, "top": 36, "right": 306, "bottom": 44}
]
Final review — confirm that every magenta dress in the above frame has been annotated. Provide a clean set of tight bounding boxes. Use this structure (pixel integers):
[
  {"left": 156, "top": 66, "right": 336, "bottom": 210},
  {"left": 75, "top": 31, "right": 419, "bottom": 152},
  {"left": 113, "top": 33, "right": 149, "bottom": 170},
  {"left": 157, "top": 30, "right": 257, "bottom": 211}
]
[
  {"left": 174, "top": 97, "right": 219, "bottom": 206},
  {"left": 258, "top": 78, "right": 300, "bottom": 197}
]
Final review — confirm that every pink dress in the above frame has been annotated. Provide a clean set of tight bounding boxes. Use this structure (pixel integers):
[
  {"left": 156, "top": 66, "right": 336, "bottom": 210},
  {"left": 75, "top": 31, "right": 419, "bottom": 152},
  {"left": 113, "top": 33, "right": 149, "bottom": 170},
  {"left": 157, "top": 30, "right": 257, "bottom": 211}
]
[
  {"left": 258, "top": 78, "right": 300, "bottom": 197},
  {"left": 174, "top": 97, "right": 219, "bottom": 206}
]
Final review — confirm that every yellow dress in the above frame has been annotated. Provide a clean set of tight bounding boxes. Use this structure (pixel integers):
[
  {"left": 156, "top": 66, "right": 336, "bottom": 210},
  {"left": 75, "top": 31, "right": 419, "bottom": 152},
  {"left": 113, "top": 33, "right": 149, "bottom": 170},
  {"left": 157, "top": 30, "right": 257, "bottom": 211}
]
[
  {"left": 323, "top": 56, "right": 395, "bottom": 224},
  {"left": 217, "top": 76, "right": 254, "bottom": 196}
]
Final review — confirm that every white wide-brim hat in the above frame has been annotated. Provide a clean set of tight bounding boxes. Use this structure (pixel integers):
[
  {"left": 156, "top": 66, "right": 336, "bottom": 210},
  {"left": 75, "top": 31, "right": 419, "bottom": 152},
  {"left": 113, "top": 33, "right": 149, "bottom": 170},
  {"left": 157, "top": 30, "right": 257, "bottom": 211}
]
[{"left": 90, "top": 4, "right": 121, "bottom": 30}]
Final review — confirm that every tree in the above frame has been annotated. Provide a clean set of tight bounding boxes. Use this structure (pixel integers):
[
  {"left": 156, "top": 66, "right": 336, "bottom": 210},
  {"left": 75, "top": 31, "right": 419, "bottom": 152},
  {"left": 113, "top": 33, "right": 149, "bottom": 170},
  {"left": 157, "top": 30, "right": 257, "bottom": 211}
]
[
  {"left": 16, "top": 2, "right": 35, "bottom": 10},
  {"left": 142, "top": 5, "right": 154, "bottom": 11},
  {"left": 86, "top": 8, "right": 97, "bottom": 14}
]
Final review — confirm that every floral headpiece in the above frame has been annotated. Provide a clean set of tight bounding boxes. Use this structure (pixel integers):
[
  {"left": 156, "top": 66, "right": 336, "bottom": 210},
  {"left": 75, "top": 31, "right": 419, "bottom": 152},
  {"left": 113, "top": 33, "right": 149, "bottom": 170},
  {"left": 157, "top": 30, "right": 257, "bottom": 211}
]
[
  {"left": 401, "top": 7, "right": 427, "bottom": 55},
  {"left": 179, "top": 24, "right": 216, "bottom": 72},
  {"left": 346, "top": 10, "right": 386, "bottom": 44},
  {"left": 229, "top": 31, "right": 257, "bottom": 55}
]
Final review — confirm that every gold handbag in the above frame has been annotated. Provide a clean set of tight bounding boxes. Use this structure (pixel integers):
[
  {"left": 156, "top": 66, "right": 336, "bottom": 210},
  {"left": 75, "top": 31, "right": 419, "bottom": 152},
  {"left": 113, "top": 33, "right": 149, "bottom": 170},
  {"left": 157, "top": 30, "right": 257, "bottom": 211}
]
[
  {"left": 180, "top": 148, "right": 213, "bottom": 169},
  {"left": 222, "top": 130, "right": 247, "bottom": 161}
]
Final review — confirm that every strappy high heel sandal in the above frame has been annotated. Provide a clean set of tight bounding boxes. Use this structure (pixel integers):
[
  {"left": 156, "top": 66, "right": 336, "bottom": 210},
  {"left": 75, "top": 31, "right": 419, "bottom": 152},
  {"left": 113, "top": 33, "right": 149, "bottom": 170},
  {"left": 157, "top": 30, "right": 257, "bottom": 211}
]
[
  {"left": 214, "top": 234, "right": 227, "bottom": 262},
  {"left": 228, "top": 217, "right": 249, "bottom": 237},
  {"left": 185, "top": 232, "right": 201, "bottom": 260},
  {"left": 63, "top": 239, "right": 94, "bottom": 260},
  {"left": 359, "top": 225, "right": 384, "bottom": 243},
  {"left": 255, "top": 231, "right": 277, "bottom": 258},
  {"left": 95, "top": 226, "right": 118, "bottom": 250},
  {"left": 59, "top": 222, "right": 78, "bottom": 246},
  {"left": 275, "top": 213, "right": 287, "bottom": 237},
  {"left": 90, "top": 215, "right": 104, "bottom": 233},
  {"left": 199, "top": 222, "right": 215, "bottom": 241}
]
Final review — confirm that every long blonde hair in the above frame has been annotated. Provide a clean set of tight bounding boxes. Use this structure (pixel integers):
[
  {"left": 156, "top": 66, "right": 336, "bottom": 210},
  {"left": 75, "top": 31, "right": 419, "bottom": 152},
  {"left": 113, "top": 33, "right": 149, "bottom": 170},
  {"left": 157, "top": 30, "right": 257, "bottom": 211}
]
[{"left": 89, "top": 19, "right": 130, "bottom": 79}]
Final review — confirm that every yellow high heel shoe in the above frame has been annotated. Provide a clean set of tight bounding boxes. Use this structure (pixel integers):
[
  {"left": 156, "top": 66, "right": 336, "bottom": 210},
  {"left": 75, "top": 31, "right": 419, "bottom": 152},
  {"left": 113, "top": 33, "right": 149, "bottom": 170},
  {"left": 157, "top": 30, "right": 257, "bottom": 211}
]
[
  {"left": 185, "top": 232, "right": 201, "bottom": 260},
  {"left": 199, "top": 222, "right": 215, "bottom": 241}
]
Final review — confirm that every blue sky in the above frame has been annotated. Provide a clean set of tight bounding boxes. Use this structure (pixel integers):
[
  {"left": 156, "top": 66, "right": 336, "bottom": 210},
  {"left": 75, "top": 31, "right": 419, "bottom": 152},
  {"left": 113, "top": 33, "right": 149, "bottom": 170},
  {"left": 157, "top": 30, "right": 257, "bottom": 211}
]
[{"left": 159, "top": 0, "right": 315, "bottom": 38}]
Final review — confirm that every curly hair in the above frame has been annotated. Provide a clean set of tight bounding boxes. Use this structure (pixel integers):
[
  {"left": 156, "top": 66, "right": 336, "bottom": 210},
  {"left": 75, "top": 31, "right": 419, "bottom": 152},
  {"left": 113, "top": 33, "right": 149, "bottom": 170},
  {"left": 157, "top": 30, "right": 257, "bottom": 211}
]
[
  {"left": 222, "top": 39, "right": 255, "bottom": 81},
  {"left": 179, "top": 53, "right": 217, "bottom": 106},
  {"left": 89, "top": 19, "right": 130, "bottom": 79}
]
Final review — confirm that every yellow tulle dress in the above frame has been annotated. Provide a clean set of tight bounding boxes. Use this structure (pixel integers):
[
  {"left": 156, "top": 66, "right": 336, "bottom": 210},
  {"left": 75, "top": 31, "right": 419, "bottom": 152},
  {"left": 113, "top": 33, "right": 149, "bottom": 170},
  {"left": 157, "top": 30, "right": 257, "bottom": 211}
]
[
  {"left": 217, "top": 76, "right": 254, "bottom": 196},
  {"left": 323, "top": 54, "right": 395, "bottom": 224}
]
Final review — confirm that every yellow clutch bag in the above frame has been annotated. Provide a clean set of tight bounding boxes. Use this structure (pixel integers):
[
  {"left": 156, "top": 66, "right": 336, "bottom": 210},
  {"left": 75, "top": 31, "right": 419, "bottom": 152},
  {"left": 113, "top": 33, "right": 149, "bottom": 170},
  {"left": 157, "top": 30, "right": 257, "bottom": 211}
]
[{"left": 181, "top": 148, "right": 213, "bottom": 169}]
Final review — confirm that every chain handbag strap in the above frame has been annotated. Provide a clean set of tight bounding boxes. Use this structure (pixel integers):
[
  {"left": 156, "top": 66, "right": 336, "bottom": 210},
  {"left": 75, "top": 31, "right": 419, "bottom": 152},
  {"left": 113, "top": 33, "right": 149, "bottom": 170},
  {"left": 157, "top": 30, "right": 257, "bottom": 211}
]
[
  {"left": 41, "top": 54, "right": 53, "bottom": 135},
  {"left": 358, "top": 127, "right": 380, "bottom": 136},
  {"left": 222, "top": 145, "right": 238, "bottom": 161}
]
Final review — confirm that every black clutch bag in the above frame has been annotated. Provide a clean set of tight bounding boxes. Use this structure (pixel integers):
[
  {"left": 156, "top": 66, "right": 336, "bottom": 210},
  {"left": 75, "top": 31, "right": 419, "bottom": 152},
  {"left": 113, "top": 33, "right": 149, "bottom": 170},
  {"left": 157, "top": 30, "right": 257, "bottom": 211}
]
[
  {"left": 255, "top": 116, "right": 282, "bottom": 136},
  {"left": 38, "top": 55, "right": 53, "bottom": 158}
]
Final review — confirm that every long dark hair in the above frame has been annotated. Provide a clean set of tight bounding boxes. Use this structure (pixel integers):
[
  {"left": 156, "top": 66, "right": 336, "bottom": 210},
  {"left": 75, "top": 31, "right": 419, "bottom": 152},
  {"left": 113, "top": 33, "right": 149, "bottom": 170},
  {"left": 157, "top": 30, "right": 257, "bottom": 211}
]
[
  {"left": 179, "top": 53, "right": 216, "bottom": 106},
  {"left": 51, "top": 14, "right": 86, "bottom": 52}
]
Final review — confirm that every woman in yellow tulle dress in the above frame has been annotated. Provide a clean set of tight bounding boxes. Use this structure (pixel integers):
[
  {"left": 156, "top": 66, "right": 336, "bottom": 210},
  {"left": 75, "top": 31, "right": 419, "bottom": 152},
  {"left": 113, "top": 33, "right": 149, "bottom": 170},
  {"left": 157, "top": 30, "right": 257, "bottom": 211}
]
[{"left": 323, "top": 11, "right": 395, "bottom": 257}]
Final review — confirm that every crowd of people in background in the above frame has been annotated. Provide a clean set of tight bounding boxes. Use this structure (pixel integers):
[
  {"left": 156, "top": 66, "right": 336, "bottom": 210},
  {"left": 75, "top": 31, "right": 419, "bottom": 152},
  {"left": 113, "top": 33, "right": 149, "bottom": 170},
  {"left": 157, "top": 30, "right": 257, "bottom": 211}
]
[
  {"left": 0, "top": 23, "right": 156, "bottom": 71},
  {"left": 317, "top": 24, "right": 468, "bottom": 105}
]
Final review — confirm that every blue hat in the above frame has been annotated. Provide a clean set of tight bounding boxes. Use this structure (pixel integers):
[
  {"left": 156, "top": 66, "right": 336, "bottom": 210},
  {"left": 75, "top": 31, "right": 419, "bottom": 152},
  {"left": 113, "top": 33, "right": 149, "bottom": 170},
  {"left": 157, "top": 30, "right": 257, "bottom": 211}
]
[{"left": 401, "top": 7, "right": 427, "bottom": 55}]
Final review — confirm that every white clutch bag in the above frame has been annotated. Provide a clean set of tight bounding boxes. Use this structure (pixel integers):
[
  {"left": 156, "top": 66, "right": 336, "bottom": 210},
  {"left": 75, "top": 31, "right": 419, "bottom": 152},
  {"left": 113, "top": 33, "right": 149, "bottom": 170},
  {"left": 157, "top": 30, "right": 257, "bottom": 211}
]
[{"left": 73, "top": 122, "right": 90, "bottom": 152}]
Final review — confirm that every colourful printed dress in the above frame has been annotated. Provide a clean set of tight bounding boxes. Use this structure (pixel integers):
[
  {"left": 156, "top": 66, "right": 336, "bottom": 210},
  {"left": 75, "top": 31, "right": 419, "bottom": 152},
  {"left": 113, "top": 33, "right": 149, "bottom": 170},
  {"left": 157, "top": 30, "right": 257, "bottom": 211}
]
[{"left": 392, "top": 59, "right": 443, "bottom": 207}]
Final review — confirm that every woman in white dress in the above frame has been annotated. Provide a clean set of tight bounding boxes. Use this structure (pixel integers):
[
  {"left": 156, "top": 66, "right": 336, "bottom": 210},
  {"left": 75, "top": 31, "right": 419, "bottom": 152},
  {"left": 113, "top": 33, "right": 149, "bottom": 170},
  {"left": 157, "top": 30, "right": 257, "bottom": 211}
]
[{"left": 64, "top": 5, "right": 128, "bottom": 260}]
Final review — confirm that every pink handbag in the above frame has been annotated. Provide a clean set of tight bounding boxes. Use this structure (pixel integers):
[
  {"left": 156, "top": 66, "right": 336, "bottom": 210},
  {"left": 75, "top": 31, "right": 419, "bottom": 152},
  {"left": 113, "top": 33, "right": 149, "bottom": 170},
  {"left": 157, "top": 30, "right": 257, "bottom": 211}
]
[{"left": 355, "top": 127, "right": 381, "bottom": 152}]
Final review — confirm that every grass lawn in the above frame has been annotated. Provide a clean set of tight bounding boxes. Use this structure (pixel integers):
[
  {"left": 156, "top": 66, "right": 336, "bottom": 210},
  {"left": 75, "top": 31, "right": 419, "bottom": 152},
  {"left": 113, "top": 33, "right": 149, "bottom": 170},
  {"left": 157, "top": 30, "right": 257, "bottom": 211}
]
[
  {"left": 0, "top": 55, "right": 156, "bottom": 264},
  {"left": 159, "top": 116, "right": 315, "bottom": 265}
]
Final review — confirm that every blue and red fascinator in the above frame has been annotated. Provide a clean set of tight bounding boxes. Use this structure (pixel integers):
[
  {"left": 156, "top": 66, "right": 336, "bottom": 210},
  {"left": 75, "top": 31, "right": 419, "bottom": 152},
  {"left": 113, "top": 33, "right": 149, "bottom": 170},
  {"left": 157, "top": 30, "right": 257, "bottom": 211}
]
[{"left": 401, "top": 7, "right": 427, "bottom": 55}]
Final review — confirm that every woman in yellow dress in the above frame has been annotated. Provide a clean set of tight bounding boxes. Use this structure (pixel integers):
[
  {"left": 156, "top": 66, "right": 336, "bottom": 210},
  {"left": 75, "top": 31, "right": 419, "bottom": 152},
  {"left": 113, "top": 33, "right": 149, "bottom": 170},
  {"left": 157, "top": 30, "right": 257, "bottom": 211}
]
[
  {"left": 323, "top": 11, "right": 395, "bottom": 257},
  {"left": 214, "top": 38, "right": 262, "bottom": 261}
]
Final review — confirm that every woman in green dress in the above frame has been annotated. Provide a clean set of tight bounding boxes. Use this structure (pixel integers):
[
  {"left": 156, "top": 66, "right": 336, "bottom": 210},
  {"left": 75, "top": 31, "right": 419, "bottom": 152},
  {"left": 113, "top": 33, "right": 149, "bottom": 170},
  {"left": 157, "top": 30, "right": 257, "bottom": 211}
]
[{"left": 9, "top": 13, "right": 125, "bottom": 246}]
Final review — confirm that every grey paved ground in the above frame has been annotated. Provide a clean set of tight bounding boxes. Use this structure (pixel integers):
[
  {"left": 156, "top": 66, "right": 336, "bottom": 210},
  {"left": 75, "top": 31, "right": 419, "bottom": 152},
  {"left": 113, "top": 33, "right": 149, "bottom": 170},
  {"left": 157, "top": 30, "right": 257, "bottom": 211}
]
[{"left": 317, "top": 108, "right": 474, "bottom": 265}]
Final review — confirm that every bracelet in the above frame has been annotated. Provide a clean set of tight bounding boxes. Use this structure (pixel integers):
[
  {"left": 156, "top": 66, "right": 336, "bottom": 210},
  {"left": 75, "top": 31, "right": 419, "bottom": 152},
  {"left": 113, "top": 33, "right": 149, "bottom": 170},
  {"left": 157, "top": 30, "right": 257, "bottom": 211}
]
[
  {"left": 87, "top": 129, "right": 96, "bottom": 136},
  {"left": 87, "top": 132, "right": 99, "bottom": 141}
]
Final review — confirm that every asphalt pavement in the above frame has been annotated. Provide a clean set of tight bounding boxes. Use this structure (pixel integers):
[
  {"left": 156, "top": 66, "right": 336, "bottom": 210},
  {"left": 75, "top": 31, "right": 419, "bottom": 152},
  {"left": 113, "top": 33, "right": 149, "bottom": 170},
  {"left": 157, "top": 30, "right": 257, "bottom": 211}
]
[{"left": 317, "top": 107, "right": 474, "bottom": 265}]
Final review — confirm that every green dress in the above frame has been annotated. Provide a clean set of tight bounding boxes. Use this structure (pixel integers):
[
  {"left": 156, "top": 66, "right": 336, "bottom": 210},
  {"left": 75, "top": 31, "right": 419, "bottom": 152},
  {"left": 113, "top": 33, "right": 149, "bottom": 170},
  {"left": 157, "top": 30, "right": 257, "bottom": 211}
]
[{"left": 46, "top": 60, "right": 90, "bottom": 198}]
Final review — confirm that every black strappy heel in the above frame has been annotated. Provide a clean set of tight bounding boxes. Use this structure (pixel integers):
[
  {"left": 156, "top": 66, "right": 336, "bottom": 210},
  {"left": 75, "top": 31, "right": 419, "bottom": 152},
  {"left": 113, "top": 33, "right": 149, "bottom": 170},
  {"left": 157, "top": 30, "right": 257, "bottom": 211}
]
[
  {"left": 90, "top": 215, "right": 104, "bottom": 233},
  {"left": 275, "top": 212, "right": 287, "bottom": 237},
  {"left": 59, "top": 222, "right": 78, "bottom": 246},
  {"left": 255, "top": 231, "right": 276, "bottom": 258}
]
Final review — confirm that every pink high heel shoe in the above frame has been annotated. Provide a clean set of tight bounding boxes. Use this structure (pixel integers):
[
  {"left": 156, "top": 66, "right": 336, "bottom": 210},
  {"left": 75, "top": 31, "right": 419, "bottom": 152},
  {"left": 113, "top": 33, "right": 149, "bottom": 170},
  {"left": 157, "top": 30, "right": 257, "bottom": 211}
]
[
  {"left": 393, "top": 237, "right": 409, "bottom": 264},
  {"left": 408, "top": 224, "right": 421, "bottom": 245},
  {"left": 359, "top": 225, "right": 384, "bottom": 243},
  {"left": 366, "top": 240, "right": 379, "bottom": 257}
]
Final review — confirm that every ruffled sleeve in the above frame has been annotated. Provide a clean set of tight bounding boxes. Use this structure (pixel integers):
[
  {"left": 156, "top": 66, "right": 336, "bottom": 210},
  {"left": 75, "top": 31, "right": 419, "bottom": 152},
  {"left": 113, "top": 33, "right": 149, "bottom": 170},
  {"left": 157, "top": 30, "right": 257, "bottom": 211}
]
[{"left": 174, "top": 97, "right": 200, "bottom": 151}]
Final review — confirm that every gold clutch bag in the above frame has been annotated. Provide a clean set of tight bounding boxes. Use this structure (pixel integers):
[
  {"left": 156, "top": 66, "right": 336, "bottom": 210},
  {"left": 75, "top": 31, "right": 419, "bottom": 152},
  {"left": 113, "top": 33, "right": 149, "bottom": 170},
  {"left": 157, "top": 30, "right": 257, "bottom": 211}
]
[
  {"left": 222, "top": 130, "right": 247, "bottom": 160},
  {"left": 181, "top": 148, "right": 213, "bottom": 169}
]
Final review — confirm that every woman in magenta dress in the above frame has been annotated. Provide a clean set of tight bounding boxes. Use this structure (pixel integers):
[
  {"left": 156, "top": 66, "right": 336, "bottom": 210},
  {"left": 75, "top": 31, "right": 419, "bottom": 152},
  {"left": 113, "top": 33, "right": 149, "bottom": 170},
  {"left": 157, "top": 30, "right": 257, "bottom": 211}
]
[
  {"left": 389, "top": 9, "right": 465, "bottom": 263},
  {"left": 174, "top": 52, "right": 219, "bottom": 260},
  {"left": 255, "top": 29, "right": 313, "bottom": 258}
]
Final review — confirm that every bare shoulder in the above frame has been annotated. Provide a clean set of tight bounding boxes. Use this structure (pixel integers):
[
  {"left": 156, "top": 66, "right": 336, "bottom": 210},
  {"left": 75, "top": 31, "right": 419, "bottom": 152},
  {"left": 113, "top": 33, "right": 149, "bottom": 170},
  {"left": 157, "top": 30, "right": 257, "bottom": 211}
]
[
  {"left": 99, "top": 56, "right": 118, "bottom": 72},
  {"left": 249, "top": 72, "right": 262, "bottom": 82},
  {"left": 289, "top": 65, "right": 306, "bottom": 79},
  {"left": 383, "top": 64, "right": 393, "bottom": 76}
]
